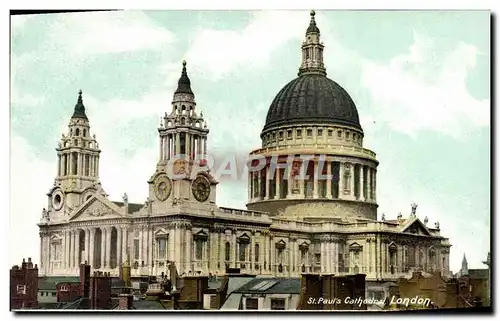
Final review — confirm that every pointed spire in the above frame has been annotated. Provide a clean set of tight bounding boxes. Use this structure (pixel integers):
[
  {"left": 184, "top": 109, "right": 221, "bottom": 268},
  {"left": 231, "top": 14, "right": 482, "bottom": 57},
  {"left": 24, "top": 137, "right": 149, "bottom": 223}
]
[
  {"left": 174, "top": 60, "right": 194, "bottom": 95},
  {"left": 306, "top": 10, "right": 320, "bottom": 35},
  {"left": 71, "top": 89, "right": 88, "bottom": 120}
]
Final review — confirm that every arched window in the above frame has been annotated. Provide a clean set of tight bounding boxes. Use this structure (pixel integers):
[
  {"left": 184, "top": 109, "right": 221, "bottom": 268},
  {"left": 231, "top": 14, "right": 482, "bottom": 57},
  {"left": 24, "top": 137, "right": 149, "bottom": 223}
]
[
  {"left": 75, "top": 128, "right": 80, "bottom": 136},
  {"left": 83, "top": 129, "right": 86, "bottom": 137},
  {"left": 255, "top": 244, "right": 260, "bottom": 262},
  {"left": 225, "top": 242, "right": 231, "bottom": 262}
]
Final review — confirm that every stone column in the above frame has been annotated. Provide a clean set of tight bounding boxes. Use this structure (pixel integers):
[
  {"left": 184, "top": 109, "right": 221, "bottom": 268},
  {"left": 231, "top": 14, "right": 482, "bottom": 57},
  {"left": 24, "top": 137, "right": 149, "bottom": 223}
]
[
  {"left": 100, "top": 229, "right": 106, "bottom": 268},
  {"left": 175, "top": 133, "right": 180, "bottom": 156},
  {"left": 338, "top": 162, "right": 344, "bottom": 198},
  {"left": 313, "top": 160, "right": 319, "bottom": 198},
  {"left": 159, "top": 135, "right": 163, "bottom": 161},
  {"left": 203, "top": 137, "right": 207, "bottom": 157},
  {"left": 257, "top": 170, "right": 262, "bottom": 200},
  {"left": 326, "top": 241, "right": 331, "bottom": 273},
  {"left": 138, "top": 226, "right": 144, "bottom": 267},
  {"left": 320, "top": 242, "right": 326, "bottom": 273},
  {"left": 364, "top": 240, "right": 369, "bottom": 274},
  {"left": 121, "top": 227, "right": 128, "bottom": 263},
  {"left": 287, "top": 168, "right": 292, "bottom": 198},
  {"left": 105, "top": 227, "right": 111, "bottom": 268},
  {"left": 117, "top": 226, "right": 122, "bottom": 266},
  {"left": 326, "top": 160, "right": 332, "bottom": 198},
  {"left": 275, "top": 168, "right": 280, "bottom": 199},
  {"left": 186, "top": 133, "right": 191, "bottom": 159},
  {"left": 371, "top": 239, "right": 376, "bottom": 278},
  {"left": 265, "top": 166, "right": 270, "bottom": 200},
  {"left": 148, "top": 227, "right": 153, "bottom": 271},
  {"left": 366, "top": 168, "right": 371, "bottom": 201},
  {"left": 232, "top": 231, "right": 237, "bottom": 268},
  {"left": 73, "top": 231, "right": 79, "bottom": 267},
  {"left": 350, "top": 163, "right": 355, "bottom": 199},
  {"left": 89, "top": 228, "right": 95, "bottom": 267},
  {"left": 63, "top": 230, "right": 69, "bottom": 269},
  {"left": 95, "top": 157, "right": 99, "bottom": 177},
  {"left": 250, "top": 233, "right": 255, "bottom": 273},
  {"left": 373, "top": 170, "right": 377, "bottom": 202},
  {"left": 359, "top": 165, "right": 365, "bottom": 201}
]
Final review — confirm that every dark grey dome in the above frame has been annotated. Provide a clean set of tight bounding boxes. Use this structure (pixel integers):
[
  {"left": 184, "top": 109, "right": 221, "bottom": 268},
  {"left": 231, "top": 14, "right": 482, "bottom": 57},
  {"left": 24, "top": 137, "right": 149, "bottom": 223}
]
[{"left": 263, "top": 74, "right": 362, "bottom": 133}]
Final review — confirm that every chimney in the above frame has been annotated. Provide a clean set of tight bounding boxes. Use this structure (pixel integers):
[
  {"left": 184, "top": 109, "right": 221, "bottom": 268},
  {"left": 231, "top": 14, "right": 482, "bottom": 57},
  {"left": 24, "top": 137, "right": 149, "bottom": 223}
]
[{"left": 118, "top": 294, "right": 134, "bottom": 310}]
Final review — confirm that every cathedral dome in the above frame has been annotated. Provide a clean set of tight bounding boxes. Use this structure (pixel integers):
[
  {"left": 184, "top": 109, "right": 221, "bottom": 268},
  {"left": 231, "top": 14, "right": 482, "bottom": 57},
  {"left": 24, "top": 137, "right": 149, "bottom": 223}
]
[
  {"left": 262, "top": 10, "right": 362, "bottom": 134},
  {"left": 263, "top": 74, "right": 362, "bottom": 132}
]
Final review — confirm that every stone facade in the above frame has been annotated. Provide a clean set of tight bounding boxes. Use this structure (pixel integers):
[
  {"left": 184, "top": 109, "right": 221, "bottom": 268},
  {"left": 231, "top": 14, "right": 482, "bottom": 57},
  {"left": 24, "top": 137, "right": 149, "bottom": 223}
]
[{"left": 37, "top": 11, "right": 452, "bottom": 284}]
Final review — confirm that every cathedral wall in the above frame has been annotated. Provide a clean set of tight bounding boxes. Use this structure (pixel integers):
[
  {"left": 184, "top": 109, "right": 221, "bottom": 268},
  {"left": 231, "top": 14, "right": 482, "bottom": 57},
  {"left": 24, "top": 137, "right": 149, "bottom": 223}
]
[{"left": 247, "top": 199, "right": 377, "bottom": 220}]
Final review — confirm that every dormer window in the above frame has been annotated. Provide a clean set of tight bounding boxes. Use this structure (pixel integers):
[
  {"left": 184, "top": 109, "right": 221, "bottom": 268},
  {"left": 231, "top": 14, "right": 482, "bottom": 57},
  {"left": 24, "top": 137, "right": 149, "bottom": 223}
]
[
  {"left": 346, "top": 132, "right": 350, "bottom": 140},
  {"left": 337, "top": 130, "right": 342, "bottom": 138},
  {"left": 328, "top": 130, "right": 333, "bottom": 137}
]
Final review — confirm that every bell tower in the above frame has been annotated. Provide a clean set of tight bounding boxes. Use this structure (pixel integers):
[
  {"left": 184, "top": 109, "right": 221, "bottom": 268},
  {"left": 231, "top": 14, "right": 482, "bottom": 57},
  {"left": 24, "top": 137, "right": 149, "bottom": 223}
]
[
  {"left": 43, "top": 90, "right": 105, "bottom": 223},
  {"left": 148, "top": 61, "right": 217, "bottom": 213},
  {"left": 298, "top": 10, "right": 326, "bottom": 76}
]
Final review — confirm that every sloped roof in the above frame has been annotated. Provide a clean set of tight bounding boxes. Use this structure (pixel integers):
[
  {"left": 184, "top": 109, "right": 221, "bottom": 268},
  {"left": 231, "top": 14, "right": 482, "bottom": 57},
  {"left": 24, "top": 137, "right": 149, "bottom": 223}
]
[
  {"left": 38, "top": 276, "right": 80, "bottom": 291},
  {"left": 233, "top": 278, "right": 301, "bottom": 294},
  {"left": 112, "top": 202, "right": 144, "bottom": 214}
]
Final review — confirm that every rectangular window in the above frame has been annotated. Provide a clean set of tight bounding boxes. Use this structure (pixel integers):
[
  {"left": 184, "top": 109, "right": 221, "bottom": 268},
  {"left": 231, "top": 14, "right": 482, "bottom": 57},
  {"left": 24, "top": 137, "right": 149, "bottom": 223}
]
[
  {"left": 307, "top": 129, "right": 313, "bottom": 137},
  {"left": 318, "top": 129, "right": 323, "bottom": 136},
  {"left": 255, "top": 244, "right": 260, "bottom": 262},
  {"left": 158, "top": 238, "right": 167, "bottom": 259},
  {"left": 337, "top": 130, "right": 342, "bottom": 138},
  {"left": 239, "top": 243, "right": 248, "bottom": 262},
  {"left": 270, "top": 298, "right": 286, "bottom": 310},
  {"left": 287, "top": 130, "right": 292, "bottom": 139},
  {"left": 246, "top": 298, "right": 259, "bottom": 310},
  {"left": 296, "top": 129, "right": 302, "bottom": 138},
  {"left": 315, "top": 254, "right": 321, "bottom": 264},
  {"left": 346, "top": 132, "right": 350, "bottom": 140},
  {"left": 328, "top": 130, "right": 333, "bottom": 137},
  {"left": 134, "top": 239, "right": 140, "bottom": 260},
  {"left": 278, "top": 131, "right": 283, "bottom": 140},
  {"left": 16, "top": 285, "right": 26, "bottom": 295},
  {"left": 195, "top": 240, "right": 203, "bottom": 260},
  {"left": 225, "top": 242, "right": 231, "bottom": 261}
]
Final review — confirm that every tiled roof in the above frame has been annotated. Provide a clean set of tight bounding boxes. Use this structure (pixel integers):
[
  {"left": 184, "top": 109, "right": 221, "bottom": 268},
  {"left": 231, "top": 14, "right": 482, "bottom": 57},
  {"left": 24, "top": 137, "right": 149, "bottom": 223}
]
[
  {"left": 112, "top": 202, "right": 144, "bottom": 214},
  {"left": 38, "top": 276, "right": 80, "bottom": 291},
  {"left": 233, "top": 278, "right": 301, "bottom": 294}
]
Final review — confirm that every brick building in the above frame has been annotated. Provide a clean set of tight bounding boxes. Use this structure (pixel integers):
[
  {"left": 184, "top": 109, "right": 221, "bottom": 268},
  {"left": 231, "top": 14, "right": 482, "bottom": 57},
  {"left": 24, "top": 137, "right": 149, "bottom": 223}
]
[{"left": 10, "top": 258, "right": 38, "bottom": 310}]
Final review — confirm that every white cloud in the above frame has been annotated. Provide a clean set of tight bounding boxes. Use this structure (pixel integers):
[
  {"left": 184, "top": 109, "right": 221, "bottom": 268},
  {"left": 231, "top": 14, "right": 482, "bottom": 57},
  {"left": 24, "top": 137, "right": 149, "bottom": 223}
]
[
  {"left": 10, "top": 136, "right": 54, "bottom": 265},
  {"left": 185, "top": 11, "right": 306, "bottom": 79},
  {"left": 361, "top": 32, "right": 489, "bottom": 138},
  {"left": 44, "top": 11, "right": 175, "bottom": 55}
]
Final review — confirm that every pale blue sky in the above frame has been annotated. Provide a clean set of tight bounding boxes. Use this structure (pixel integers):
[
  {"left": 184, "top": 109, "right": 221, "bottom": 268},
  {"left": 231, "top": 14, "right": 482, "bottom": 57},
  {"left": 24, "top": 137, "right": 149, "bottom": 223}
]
[{"left": 10, "top": 10, "right": 490, "bottom": 272}]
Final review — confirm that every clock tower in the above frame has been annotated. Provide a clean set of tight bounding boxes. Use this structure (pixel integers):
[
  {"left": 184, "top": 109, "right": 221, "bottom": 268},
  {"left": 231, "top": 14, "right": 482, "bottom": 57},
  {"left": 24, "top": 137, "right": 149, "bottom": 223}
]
[
  {"left": 148, "top": 61, "right": 218, "bottom": 215},
  {"left": 42, "top": 90, "right": 106, "bottom": 224}
]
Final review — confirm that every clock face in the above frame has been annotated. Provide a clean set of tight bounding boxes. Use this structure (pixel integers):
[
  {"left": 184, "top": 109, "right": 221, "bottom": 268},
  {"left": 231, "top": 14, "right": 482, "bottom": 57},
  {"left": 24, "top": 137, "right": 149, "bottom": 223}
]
[
  {"left": 192, "top": 176, "right": 211, "bottom": 202},
  {"left": 154, "top": 175, "right": 172, "bottom": 201},
  {"left": 53, "top": 191, "right": 64, "bottom": 211}
]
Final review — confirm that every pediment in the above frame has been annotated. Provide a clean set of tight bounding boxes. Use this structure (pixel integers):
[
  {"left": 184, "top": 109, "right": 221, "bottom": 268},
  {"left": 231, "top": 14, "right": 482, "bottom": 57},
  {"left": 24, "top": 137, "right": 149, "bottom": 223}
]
[
  {"left": 69, "top": 196, "right": 123, "bottom": 221},
  {"left": 349, "top": 242, "right": 363, "bottom": 251},
  {"left": 237, "top": 233, "right": 251, "bottom": 243},
  {"left": 154, "top": 228, "right": 169, "bottom": 238},
  {"left": 400, "top": 218, "right": 431, "bottom": 236},
  {"left": 193, "top": 230, "right": 208, "bottom": 240}
]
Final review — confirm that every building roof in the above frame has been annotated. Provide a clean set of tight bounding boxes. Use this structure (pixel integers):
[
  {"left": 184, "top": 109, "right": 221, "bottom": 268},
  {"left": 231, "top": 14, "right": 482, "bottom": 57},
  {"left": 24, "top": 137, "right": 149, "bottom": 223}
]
[
  {"left": 71, "top": 90, "right": 88, "bottom": 120},
  {"left": 469, "top": 269, "right": 489, "bottom": 279},
  {"left": 174, "top": 60, "right": 194, "bottom": 95},
  {"left": 233, "top": 277, "right": 301, "bottom": 294},
  {"left": 38, "top": 276, "right": 80, "bottom": 291},
  {"left": 112, "top": 201, "right": 143, "bottom": 214},
  {"left": 132, "top": 299, "right": 172, "bottom": 310},
  {"left": 263, "top": 74, "right": 362, "bottom": 133}
]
